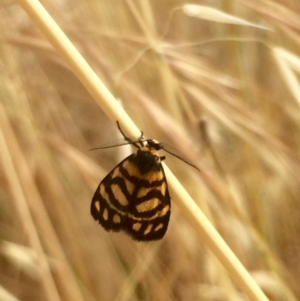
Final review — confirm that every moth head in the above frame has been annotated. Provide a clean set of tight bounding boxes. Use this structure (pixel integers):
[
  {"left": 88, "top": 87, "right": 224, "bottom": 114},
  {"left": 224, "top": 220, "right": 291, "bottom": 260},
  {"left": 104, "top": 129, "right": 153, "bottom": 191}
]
[
  {"left": 90, "top": 121, "right": 200, "bottom": 171},
  {"left": 141, "top": 139, "right": 164, "bottom": 150},
  {"left": 138, "top": 139, "right": 164, "bottom": 158}
]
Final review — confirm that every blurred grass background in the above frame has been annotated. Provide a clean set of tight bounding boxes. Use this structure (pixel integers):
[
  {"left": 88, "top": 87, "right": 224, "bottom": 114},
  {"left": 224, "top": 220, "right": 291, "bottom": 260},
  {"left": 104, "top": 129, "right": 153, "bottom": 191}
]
[{"left": 1, "top": 0, "right": 300, "bottom": 300}]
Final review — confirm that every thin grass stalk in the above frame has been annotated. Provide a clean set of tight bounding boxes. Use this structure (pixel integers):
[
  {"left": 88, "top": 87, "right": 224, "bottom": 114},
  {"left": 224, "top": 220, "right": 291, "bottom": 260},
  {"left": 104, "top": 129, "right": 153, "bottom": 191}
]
[{"left": 0, "top": 105, "right": 62, "bottom": 301}]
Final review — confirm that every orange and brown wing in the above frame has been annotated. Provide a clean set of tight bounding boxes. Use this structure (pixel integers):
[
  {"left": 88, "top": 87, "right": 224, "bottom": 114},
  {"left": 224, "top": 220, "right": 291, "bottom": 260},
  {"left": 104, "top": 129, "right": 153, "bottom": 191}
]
[{"left": 91, "top": 153, "right": 171, "bottom": 241}]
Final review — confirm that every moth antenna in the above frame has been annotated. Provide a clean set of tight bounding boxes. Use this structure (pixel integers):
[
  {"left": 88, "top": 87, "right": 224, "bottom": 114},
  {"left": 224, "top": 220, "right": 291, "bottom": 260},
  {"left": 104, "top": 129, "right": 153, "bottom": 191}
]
[
  {"left": 161, "top": 143, "right": 200, "bottom": 172},
  {"left": 89, "top": 138, "right": 132, "bottom": 151}
]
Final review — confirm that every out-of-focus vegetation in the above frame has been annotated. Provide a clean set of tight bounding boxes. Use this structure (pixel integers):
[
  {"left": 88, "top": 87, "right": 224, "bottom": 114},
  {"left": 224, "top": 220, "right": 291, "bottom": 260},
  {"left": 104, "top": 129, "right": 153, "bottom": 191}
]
[{"left": 1, "top": 0, "right": 300, "bottom": 300}]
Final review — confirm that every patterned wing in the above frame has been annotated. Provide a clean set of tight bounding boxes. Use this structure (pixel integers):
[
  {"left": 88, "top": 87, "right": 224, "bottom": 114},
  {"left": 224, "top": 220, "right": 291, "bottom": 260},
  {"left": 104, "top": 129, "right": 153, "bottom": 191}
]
[
  {"left": 91, "top": 152, "right": 171, "bottom": 241},
  {"left": 90, "top": 155, "right": 134, "bottom": 233}
]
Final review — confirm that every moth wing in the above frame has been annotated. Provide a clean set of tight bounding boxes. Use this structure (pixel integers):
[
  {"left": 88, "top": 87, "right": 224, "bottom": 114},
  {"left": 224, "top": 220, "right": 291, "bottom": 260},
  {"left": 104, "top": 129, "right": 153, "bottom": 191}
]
[
  {"left": 90, "top": 154, "right": 136, "bottom": 232},
  {"left": 91, "top": 153, "right": 171, "bottom": 241},
  {"left": 126, "top": 165, "right": 171, "bottom": 241}
]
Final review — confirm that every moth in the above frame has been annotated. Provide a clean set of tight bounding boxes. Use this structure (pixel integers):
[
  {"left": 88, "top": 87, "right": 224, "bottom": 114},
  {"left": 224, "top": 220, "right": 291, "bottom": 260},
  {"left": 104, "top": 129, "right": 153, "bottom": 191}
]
[{"left": 90, "top": 122, "right": 199, "bottom": 241}]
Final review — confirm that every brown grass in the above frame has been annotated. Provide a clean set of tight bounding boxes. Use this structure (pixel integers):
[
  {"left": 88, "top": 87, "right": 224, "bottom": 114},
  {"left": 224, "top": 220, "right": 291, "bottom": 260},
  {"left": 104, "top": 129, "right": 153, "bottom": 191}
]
[{"left": 1, "top": 0, "right": 300, "bottom": 300}]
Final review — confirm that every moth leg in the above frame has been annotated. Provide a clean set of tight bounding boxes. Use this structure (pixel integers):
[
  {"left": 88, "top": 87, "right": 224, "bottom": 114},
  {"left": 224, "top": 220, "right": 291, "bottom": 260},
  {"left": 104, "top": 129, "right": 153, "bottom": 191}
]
[
  {"left": 138, "top": 130, "right": 144, "bottom": 140},
  {"left": 116, "top": 121, "right": 144, "bottom": 143},
  {"left": 116, "top": 121, "right": 131, "bottom": 142},
  {"left": 160, "top": 156, "right": 166, "bottom": 161}
]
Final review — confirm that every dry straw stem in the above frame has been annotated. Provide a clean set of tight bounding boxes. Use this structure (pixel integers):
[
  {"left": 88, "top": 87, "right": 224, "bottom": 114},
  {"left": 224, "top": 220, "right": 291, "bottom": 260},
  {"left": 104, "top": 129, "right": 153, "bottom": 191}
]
[
  {"left": 0, "top": 285, "right": 20, "bottom": 301},
  {"left": 0, "top": 106, "right": 61, "bottom": 301},
  {"left": 273, "top": 47, "right": 300, "bottom": 107},
  {"left": 0, "top": 104, "right": 86, "bottom": 301},
  {"left": 16, "top": 0, "right": 269, "bottom": 300},
  {"left": 182, "top": 4, "right": 270, "bottom": 30}
]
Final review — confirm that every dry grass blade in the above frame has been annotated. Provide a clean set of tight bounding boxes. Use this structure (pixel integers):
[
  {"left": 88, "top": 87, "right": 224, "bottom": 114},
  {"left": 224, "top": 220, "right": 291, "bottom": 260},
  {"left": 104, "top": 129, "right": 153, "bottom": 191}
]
[
  {"left": 273, "top": 47, "right": 300, "bottom": 106},
  {"left": 0, "top": 106, "right": 62, "bottom": 301},
  {"left": 0, "top": 286, "right": 20, "bottom": 301},
  {"left": 183, "top": 4, "right": 270, "bottom": 30},
  {"left": 1, "top": 241, "right": 46, "bottom": 280}
]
